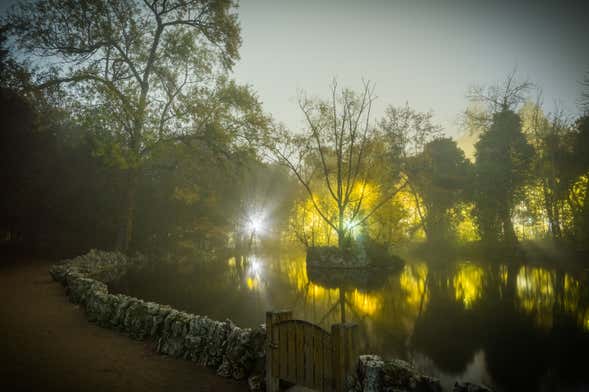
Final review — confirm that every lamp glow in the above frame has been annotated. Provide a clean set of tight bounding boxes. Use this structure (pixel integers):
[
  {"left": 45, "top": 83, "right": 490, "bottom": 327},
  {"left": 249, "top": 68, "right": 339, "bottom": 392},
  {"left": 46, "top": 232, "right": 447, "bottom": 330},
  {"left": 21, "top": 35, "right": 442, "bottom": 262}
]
[{"left": 247, "top": 214, "right": 264, "bottom": 234}]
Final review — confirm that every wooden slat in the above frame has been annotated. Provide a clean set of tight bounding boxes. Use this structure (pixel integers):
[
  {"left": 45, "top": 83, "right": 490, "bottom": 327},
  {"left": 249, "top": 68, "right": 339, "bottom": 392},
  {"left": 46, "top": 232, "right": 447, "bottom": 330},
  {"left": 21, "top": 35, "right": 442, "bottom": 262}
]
[
  {"left": 266, "top": 314, "right": 348, "bottom": 392},
  {"left": 287, "top": 322, "right": 297, "bottom": 383},
  {"left": 279, "top": 324, "right": 288, "bottom": 379},
  {"left": 313, "top": 326, "right": 324, "bottom": 390},
  {"left": 345, "top": 323, "right": 356, "bottom": 373},
  {"left": 266, "top": 310, "right": 292, "bottom": 392},
  {"left": 295, "top": 322, "right": 305, "bottom": 383},
  {"left": 331, "top": 324, "right": 343, "bottom": 392},
  {"left": 323, "top": 333, "right": 332, "bottom": 391},
  {"left": 303, "top": 323, "right": 314, "bottom": 388}
]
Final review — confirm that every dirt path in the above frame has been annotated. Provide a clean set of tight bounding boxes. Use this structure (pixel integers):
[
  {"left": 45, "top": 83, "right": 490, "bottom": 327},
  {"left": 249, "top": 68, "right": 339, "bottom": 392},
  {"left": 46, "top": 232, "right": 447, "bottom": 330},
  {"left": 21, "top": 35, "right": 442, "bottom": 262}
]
[{"left": 0, "top": 255, "right": 247, "bottom": 392}]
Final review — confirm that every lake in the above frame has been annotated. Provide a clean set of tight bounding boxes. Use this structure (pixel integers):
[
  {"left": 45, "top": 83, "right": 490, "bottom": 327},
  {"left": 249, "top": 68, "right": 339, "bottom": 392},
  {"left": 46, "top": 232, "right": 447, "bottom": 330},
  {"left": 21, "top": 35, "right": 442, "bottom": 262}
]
[{"left": 109, "top": 248, "right": 589, "bottom": 392}]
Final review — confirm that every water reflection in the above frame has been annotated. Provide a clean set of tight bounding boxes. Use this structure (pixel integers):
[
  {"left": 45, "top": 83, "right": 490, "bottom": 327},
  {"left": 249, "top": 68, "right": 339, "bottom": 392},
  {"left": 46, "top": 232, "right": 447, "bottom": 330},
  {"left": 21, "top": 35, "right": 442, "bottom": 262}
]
[
  {"left": 110, "top": 250, "right": 589, "bottom": 391},
  {"left": 454, "top": 263, "right": 484, "bottom": 309}
]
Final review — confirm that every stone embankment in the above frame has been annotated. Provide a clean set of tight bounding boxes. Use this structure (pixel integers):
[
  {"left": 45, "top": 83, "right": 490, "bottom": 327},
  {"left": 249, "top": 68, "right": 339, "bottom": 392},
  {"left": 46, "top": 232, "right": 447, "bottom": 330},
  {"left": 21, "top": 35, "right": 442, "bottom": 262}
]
[
  {"left": 50, "top": 250, "right": 493, "bottom": 392},
  {"left": 351, "top": 355, "right": 493, "bottom": 392},
  {"left": 49, "top": 250, "right": 266, "bottom": 391}
]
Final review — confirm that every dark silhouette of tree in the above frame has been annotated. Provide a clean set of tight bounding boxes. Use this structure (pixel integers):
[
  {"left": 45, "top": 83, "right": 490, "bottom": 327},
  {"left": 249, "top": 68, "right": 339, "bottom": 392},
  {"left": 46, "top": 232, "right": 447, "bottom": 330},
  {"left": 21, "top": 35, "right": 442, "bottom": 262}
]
[
  {"left": 4, "top": 0, "right": 243, "bottom": 251},
  {"left": 572, "top": 115, "right": 589, "bottom": 248},
  {"left": 407, "top": 138, "right": 473, "bottom": 244},
  {"left": 581, "top": 72, "right": 589, "bottom": 113},
  {"left": 474, "top": 110, "right": 533, "bottom": 245},
  {"left": 466, "top": 73, "right": 534, "bottom": 246}
]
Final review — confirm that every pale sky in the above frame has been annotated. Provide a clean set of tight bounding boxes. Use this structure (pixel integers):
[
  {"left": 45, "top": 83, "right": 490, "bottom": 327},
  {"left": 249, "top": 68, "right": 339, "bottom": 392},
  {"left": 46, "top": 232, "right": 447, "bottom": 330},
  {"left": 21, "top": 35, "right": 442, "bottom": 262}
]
[
  {"left": 2, "top": 0, "right": 588, "bottom": 138},
  {"left": 231, "top": 0, "right": 589, "bottom": 137}
]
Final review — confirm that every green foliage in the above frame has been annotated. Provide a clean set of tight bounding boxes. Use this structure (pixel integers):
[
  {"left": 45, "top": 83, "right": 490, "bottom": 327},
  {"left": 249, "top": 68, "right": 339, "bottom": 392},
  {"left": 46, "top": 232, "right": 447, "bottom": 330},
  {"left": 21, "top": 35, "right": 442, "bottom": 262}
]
[
  {"left": 407, "top": 138, "right": 473, "bottom": 244},
  {"left": 473, "top": 110, "right": 534, "bottom": 244},
  {"left": 2, "top": 0, "right": 270, "bottom": 250}
]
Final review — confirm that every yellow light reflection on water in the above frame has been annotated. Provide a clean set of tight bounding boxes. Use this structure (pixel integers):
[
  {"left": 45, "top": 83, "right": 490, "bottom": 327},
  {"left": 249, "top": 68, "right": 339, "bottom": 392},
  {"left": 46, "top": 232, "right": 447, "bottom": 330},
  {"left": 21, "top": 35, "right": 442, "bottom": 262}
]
[
  {"left": 454, "top": 263, "right": 485, "bottom": 309},
  {"left": 499, "top": 265, "right": 508, "bottom": 285},
  {"left": 517, "top": 266, "right": 555, "bottom": 310},
  {"left": 246, "top": 276, "right": 258, "bottom": 291},
  {"left": 350, "top": 289, "right": 382, "bottom": 316},
  {"left": 399, "top": 263, "right": 429, "bottom": 314},
  {"left": 516, "top": 266, "right": 555, "bottom": 328},
  {"left": 285, "top": 255, "right": 339, "bottom": 300}
]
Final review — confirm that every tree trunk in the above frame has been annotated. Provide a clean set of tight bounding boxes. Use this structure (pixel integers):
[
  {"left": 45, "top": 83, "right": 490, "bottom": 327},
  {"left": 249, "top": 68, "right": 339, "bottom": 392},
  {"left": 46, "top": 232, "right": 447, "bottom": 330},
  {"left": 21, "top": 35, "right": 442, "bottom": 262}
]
[
  {"left": 552, "top": 203, "right": 562, "bottom": 240},
  {"left": 338, "top": 208, "right": 345, "bottom": 249},
  {"left": 117, "top": 169, "right": 138, "bottom": 252},
  {"left": 501, "top": 208, "right": 517, "bottom": 246}
]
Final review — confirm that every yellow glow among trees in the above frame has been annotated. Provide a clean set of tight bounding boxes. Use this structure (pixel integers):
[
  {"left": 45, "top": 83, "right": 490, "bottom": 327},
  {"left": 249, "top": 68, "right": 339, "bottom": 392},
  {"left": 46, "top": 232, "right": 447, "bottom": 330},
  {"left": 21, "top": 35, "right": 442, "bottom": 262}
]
[
  {"left": 453, "top": 263, "right": 485, "bottom": 309},
  {"left": 455, "top": 203, "right": 480, "bottom": 242},
  {"left": 288, "top": 180, "right": 431, "bottom": 246}
]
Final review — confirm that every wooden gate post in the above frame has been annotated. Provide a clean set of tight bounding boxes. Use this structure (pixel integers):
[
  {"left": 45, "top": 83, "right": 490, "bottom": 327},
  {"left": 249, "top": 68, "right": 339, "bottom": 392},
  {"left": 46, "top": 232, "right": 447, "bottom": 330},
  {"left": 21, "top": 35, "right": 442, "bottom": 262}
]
[
  {"left": 266, "top": 310, "right": 293, "bottom": 392},
  {"left": 331, "top": 323, "right": 359, "bottom": 392}
]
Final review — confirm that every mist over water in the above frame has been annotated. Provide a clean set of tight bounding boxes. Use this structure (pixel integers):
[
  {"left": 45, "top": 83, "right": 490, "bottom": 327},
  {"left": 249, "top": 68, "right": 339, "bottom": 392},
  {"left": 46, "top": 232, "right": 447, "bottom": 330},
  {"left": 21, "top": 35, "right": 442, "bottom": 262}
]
[{"left": 110, "top": 246, "right": 589, "bottom": 392}]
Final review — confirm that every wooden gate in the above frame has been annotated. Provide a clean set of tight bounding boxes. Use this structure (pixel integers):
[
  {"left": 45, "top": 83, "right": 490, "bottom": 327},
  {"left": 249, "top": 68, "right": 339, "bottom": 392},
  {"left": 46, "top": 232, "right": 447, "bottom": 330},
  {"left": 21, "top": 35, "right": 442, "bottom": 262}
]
[{"left": 266, "top": 310, "right": 358, "bottom": 392}]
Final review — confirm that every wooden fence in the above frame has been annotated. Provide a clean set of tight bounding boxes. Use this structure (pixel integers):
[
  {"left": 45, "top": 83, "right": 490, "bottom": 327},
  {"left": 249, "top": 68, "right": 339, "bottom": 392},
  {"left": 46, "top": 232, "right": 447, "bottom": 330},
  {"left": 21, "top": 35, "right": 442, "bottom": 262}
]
[{"left": 266, "top": 310, "right": 358, "bottom": 392}]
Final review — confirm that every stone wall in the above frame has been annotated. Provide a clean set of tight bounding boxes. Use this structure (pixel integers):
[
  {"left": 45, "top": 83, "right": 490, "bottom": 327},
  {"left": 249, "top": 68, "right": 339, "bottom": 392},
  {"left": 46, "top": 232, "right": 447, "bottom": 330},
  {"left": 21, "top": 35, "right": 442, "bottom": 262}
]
[
  {"left": 307, "top": 246, "right": 369, "bottom": 268},
  {"left": 50, "top": 250, "right": 493, "bottom": 392},
  {"left": 349, "top": 355, "right": 493, "bottom": 392},
  {"left": 49, "top": 250, "right": 266, "bottom": 391}
]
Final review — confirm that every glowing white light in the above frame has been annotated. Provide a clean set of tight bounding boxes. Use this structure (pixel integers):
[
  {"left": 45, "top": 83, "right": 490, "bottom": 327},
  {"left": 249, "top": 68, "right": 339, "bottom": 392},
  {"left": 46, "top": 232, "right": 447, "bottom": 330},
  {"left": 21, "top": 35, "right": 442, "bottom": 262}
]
[
  {"left": 247, "top": 214, "right": 265, "bottom": 234},
  {"left": 344, "top": 219, "right": 356, "bottom": 230},
  {"left": 249, "top": 256, "right": 261, "bottom": 275}
]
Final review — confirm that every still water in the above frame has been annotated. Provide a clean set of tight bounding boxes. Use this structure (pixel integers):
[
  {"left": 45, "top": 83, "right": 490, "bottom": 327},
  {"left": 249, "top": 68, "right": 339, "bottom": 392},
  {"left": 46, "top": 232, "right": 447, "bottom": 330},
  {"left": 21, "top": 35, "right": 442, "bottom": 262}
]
[{"left": 110, "top": 249, "right": 589, "bottom": 392}]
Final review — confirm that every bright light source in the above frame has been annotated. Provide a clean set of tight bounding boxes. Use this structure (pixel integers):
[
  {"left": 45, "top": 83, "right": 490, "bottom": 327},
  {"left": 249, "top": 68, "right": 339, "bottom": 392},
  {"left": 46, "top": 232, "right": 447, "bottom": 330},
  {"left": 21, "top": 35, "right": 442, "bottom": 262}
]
[
  {"left": 247, "top": 214, "right": 265, "bottom": 234},
  {"left": 344, "top": 218, "right": 356, "bottom": 230}
]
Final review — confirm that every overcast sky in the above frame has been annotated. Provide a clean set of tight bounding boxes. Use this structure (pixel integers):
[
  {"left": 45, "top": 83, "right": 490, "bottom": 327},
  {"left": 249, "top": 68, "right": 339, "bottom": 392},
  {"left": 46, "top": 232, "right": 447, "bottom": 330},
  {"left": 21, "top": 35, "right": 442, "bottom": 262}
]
[
  {"left": 231, "top": 0, "right": 589, "bottom": 137},
  {"left": 1, "top": 0, "right": 588, "bottom": 138}
]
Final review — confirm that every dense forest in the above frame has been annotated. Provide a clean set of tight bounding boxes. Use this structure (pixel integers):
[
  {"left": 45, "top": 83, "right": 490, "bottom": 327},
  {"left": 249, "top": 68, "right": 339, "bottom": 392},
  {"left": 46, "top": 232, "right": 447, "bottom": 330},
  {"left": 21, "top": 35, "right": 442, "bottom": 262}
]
[
  {"left": 0, "top": 1, "right": 588, "bottom": 266},
  {"left": 2, "top": 2, "right": 589, "bottom": 392}
]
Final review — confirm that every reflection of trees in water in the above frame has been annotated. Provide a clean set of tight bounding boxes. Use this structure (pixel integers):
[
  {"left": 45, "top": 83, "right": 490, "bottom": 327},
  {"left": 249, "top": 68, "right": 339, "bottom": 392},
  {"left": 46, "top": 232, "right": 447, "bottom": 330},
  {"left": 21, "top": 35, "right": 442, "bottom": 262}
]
[
  {"left": 118, "top": 250, "right": 589, "bottom": 390},
  {"left": 284, "top": 259, "right": 432, "bottom": 360},
  {"left": 293, "top": 253, "right": 589, "bottom": 390},
  {"left": 411, "top": 266, "right": 482, "bottom": 375}
]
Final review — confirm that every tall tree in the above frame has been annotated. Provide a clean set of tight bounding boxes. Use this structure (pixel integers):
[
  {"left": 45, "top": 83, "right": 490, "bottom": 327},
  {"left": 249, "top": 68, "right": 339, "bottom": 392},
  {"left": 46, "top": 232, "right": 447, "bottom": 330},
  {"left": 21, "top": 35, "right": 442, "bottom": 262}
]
[
  {"left": 379, "top": 103, "right": 443, "bottom": 238},
  {"left": 4, "top": 0, "right": 242, "bottom": 251},
  {"left": 466, "top": 73, "right": 534, "bottom": 246},
  {"left": 520, "top": 101, "right": 580, "bottom": 240},
  {"left": 408, "top": 138, "right": 473, "bottom": 244},
  {"left": 571, "top": 115, "right": 589, "bottom": 247},
  {"left": 273, "top": 81, "right": 406, "bottom": 248},
  {"left": 474, "top": 110, "right": 533, "bottom": 245},
  {"left": 581, "top": 71, "right": 589, "bottom": 113}
]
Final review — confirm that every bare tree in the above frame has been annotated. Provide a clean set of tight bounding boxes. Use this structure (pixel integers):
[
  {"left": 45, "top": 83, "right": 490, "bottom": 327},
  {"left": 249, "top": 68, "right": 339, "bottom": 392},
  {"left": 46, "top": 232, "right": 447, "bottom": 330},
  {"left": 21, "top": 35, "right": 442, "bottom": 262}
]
[
  {"left": 464, "top": 70, "right": 534, "bottom": 132},
  {"left": 272, "top": 80, "right": 407, "bottom": 248},
  {"left": 378, "top": 104, "right": 443, "bottom": 238},
  {"left": 4, "top": 0, "right": 242, "bottom": 251},
  {"left": 581, "top": 71, "right": 589, "bottom": 113}
]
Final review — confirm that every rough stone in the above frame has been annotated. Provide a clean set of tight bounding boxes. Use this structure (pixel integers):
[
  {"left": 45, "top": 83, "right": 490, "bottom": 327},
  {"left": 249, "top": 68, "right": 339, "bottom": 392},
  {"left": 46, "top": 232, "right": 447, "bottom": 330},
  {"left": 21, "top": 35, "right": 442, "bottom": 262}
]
[
  {"left": 247, "top": 374, "right": 263, "bottom": 392},
  {"left": 50, "top": 249, "right": 268, "bottom": 391},
  {"left": 356, "top": 355, "right": 385, "bottom": 392},
  {"left": 53, "top": 249, "right": 485, "bottom": 392},
  {"left": 307, "top": 246, "right": 369, "bottom": 268},
  {"left": 453, "top": 381, "right": 494, "bottom": 392}
]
